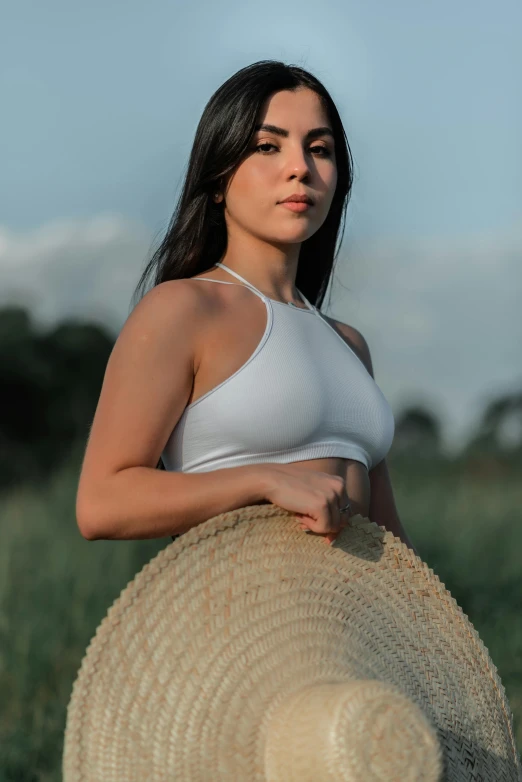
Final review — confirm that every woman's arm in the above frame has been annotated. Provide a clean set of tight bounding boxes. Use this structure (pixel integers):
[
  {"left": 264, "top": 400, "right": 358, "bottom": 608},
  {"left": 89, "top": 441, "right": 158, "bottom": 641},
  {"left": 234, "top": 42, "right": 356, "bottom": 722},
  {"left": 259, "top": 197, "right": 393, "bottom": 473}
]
[
  {"left": 368, "top": 458, "right": 419, "bottom": 556},
  {"left": 332, "top": 321, "right": 419, "bottom": 557},
  {"left": 76, "top": 280, "right": 267, "bottom": 541}
]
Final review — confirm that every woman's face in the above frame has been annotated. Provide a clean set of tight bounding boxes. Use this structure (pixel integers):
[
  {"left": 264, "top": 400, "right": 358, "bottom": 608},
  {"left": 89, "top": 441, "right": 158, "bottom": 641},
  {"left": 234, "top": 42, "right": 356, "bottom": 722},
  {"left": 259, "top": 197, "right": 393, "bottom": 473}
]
[{"left": 220, "top": 87, "right": 338, "bottom": 246}]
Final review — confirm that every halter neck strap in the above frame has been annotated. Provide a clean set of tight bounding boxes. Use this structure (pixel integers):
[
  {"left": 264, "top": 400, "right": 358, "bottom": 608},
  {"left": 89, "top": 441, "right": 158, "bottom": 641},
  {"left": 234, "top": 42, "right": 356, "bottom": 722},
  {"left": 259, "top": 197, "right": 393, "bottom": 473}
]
[{"left": 216, "top": 262, "right": 315, "bottom": 312}]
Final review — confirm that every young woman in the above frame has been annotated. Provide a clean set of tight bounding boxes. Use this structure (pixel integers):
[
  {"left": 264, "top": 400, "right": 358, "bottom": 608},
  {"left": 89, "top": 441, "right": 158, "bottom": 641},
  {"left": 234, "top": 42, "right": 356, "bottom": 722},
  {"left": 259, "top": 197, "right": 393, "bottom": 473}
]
[{"left": 75, "top": 59, "right": 417, "bottom": 553}]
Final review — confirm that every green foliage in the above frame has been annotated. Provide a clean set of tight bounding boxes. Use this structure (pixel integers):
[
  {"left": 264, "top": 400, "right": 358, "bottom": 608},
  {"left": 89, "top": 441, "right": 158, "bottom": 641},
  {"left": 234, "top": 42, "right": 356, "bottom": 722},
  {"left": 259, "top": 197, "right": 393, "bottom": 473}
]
[
  {"left": 0, "top": 306, "right": 114, "bottom": 492},
  {"left": 0, "top": 448, "right": 521, "bottom": 779},
  {"left": 0, "top": 447, "right": 166, "bottom": 780}
]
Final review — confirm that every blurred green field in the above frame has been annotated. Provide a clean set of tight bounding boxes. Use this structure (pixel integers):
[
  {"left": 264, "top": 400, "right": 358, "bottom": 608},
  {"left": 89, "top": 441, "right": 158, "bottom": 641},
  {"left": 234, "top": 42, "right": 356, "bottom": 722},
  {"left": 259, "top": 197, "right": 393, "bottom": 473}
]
[{"left": 1, "top": 445, "right": 521, "bottom": 780}]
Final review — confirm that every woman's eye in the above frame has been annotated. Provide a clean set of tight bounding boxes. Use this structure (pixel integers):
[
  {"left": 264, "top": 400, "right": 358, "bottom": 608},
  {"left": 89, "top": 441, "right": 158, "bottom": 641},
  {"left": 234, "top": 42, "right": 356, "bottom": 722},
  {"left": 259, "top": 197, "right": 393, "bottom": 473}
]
[
  {"left": 255, "top": 143, "right": 277, "bottom": 153},
  {"left": 254, "top": 143, "right": 332, "bottom": 157},
  {"left": 310, "top": 145, "right": 332, "bottom": 157}
]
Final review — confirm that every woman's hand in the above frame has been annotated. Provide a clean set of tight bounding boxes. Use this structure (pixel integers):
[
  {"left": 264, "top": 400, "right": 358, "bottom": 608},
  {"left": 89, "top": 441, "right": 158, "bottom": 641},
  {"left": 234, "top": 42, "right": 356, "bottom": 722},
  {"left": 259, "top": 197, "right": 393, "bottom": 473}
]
[{"left": 261, "top": 464, "right": 352, "bottom": 544}]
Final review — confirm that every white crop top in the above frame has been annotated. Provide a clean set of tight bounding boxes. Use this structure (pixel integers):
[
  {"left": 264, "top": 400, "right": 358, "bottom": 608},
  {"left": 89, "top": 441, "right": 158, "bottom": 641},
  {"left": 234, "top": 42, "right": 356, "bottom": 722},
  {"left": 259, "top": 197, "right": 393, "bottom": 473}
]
[{"left": 161, "top": 262, "right": 395, "bottom": 474}]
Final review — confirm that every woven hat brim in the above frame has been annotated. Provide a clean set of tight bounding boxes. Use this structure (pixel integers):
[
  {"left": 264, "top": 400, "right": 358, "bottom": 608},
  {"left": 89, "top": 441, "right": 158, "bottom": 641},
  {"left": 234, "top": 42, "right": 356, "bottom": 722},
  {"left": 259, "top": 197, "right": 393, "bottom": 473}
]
[{"left": 63, "top": 504, "right": 522, "bottom": 781}]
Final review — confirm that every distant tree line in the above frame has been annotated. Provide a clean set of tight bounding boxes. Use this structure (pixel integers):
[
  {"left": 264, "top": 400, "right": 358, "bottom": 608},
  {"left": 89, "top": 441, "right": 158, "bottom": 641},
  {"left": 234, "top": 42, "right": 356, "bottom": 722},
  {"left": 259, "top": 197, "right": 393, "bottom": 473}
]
[
  {"left": 0, "top": 304, "right": 520, "bottom": 493},
  {"left": 0, "top": 306, "right": 113, "bottom": 492}
]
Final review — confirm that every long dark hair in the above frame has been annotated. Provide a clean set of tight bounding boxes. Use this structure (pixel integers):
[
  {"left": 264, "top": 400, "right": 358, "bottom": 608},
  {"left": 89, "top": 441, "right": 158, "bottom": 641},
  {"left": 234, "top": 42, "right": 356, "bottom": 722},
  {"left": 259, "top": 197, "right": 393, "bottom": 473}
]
[{"left": 131, "top": 59, "right": 355, "bottom": 312}]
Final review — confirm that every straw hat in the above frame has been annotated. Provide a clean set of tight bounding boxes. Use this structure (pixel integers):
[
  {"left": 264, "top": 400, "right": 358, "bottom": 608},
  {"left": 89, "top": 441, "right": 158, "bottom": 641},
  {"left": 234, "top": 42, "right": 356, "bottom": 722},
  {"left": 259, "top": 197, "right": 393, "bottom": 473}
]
[{"left": 63, "top": 504, "right": 522, "bottom": 781}]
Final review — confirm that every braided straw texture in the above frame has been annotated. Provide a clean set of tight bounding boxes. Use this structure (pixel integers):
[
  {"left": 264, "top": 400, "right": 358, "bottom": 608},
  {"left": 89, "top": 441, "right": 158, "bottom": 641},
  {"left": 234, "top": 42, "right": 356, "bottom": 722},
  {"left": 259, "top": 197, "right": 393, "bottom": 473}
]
[{"left": 63, "top": 504, "right": 522, "bottom": 781}]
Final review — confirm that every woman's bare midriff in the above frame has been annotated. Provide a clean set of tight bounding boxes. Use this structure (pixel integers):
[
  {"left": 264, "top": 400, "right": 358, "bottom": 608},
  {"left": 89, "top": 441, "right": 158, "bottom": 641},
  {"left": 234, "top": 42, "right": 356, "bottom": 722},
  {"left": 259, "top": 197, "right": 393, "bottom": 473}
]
[{"left": 184, "top": 271, "right": 371, "bottom": 519}]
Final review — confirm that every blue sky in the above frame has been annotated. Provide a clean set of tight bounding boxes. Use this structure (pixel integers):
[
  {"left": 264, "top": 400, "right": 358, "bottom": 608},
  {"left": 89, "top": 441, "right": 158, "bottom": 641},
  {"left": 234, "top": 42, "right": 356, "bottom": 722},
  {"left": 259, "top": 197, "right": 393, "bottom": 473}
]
[{"left": 1, "top": 0, "right": 521, "bottom": 453}]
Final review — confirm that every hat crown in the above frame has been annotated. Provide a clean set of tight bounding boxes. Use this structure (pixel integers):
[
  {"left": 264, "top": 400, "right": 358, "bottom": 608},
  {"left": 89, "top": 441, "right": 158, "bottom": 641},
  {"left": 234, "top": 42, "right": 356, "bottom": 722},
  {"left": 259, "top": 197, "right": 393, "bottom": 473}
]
[{"left": 264, "top": 680, "right": 442, "bottom": 781}]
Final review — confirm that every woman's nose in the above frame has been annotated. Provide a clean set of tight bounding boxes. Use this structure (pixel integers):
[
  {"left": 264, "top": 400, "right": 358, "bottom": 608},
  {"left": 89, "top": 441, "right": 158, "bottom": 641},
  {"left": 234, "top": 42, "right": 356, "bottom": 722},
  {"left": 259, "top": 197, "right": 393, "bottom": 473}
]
[{"left": 285, "top": 148, "right": 311, "bottom": 179}]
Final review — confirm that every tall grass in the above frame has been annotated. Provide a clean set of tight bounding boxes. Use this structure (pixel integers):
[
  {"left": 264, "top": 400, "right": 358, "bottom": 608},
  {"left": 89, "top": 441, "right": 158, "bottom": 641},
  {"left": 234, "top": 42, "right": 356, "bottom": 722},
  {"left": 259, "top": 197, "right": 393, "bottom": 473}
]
[{"left": 1, "top": 448, "right": 521, "bottom": 780}]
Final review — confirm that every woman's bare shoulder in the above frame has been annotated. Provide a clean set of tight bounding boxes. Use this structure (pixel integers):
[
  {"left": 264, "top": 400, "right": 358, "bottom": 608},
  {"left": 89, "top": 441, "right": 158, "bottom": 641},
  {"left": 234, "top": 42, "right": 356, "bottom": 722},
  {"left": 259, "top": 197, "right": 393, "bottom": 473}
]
[
  {"left": 130, "top": 278, "right": 211, "bottom": 326},
  {"left": 322, "top": 315, "right": 374, "bottom": 378}
]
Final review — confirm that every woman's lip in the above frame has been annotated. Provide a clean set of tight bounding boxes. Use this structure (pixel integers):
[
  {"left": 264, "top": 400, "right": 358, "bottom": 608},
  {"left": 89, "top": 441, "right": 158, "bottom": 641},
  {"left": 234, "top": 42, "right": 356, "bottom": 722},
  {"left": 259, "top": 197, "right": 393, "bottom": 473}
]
[{"left": 279, "top": 201, "right": 313, "bottom": 212}]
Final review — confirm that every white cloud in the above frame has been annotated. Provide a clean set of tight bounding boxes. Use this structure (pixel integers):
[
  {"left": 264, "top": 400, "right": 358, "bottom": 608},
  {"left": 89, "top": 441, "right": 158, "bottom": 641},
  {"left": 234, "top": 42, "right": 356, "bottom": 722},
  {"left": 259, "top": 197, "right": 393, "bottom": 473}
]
[{"left": 0, "top": 215, "right": 153, "bottom": 335}]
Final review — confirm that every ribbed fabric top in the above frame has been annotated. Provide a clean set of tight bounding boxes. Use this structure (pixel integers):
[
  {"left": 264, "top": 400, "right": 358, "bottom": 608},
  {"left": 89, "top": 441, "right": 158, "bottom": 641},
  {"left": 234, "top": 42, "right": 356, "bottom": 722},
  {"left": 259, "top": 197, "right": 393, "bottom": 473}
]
[{"left": 161, "top": 262, "right": 395, "bottom": 474}]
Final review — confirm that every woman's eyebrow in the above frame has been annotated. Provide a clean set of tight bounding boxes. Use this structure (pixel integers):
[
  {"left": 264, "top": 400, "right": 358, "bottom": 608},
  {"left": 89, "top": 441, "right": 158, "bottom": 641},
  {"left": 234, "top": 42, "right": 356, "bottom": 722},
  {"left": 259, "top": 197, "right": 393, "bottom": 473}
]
[{"left": 254, "top": 123, "right": 334, "bottom": 141}]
